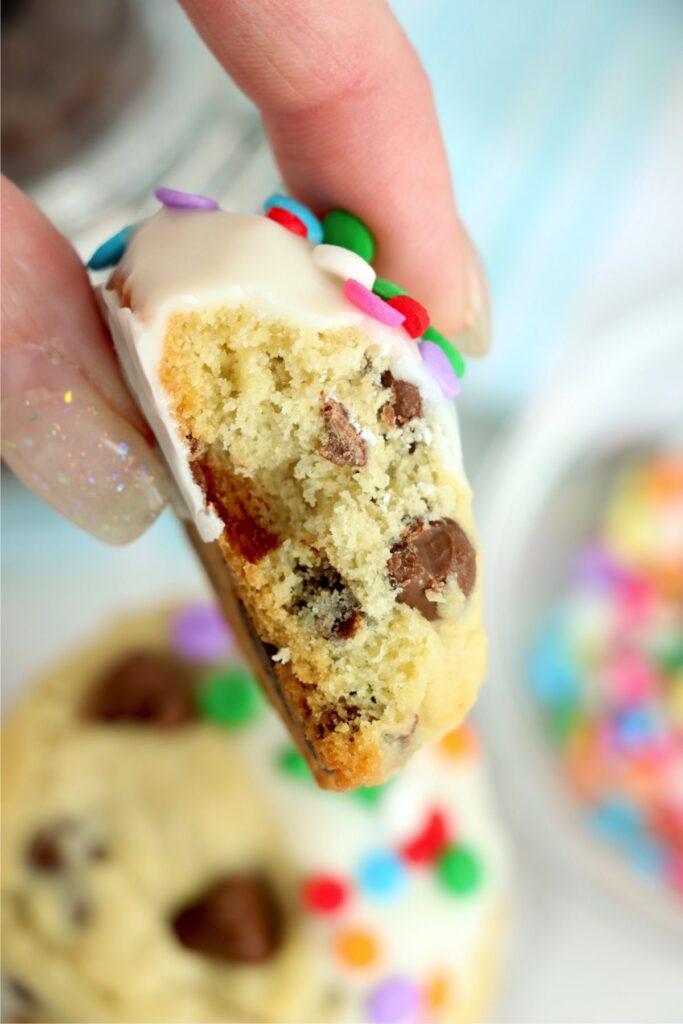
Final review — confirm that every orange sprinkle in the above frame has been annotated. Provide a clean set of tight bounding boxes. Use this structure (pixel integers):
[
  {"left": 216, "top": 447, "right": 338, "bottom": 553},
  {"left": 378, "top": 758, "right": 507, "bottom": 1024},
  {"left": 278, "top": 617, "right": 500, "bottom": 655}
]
[
  {"left": 426, "top": 971, "right": 451, "bottom": 1010},
  {"left": 644, "top": 457, "right": 683, "bottom": 501},
  {"left": 439, "top": 723, "right": 478, "bottom": 760},
  {"left": 334, "top": 927, "right": 378, "bottom": 968}
]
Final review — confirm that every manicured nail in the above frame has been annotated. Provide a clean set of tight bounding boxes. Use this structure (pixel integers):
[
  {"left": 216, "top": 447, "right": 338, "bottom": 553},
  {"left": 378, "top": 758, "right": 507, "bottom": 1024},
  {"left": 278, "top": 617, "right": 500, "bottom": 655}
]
[
  {"left": 454, "top": 229, "right": 492, "bottom": 357},
  {"left": 1, "top": 346, "right": 169, "bottom": 544}
]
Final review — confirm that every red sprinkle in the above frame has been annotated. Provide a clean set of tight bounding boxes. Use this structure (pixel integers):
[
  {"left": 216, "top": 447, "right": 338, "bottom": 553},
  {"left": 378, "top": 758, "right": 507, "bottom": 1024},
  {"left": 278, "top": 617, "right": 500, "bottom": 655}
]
[
  {"left": 266, "top": 207, "right": 308, "bottom": 237},
  {"left": 387, "top": 295, "right": 430, "bottom": 339},
  {"left": 401, "top": 809, "right": 450, "bottom": 865},
  {"left": 302, "top": 875, "right": 348, "bottom": 913}
]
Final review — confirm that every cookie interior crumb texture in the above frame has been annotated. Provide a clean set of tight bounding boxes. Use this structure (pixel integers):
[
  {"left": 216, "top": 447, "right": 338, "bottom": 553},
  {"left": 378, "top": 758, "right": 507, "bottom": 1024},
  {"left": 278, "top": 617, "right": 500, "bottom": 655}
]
[{"left": 157, "top": 306, "right": 485, "bottom": 788}]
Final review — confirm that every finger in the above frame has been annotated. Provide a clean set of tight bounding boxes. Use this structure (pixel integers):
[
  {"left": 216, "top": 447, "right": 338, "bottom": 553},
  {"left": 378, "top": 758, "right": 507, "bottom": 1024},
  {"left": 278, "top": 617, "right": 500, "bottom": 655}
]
[
  {"left": 1, "top": 177, "right": 169, "bottom": 544},
  {"left": 179, "top": 0, "right": 489, "bottom": 352}
]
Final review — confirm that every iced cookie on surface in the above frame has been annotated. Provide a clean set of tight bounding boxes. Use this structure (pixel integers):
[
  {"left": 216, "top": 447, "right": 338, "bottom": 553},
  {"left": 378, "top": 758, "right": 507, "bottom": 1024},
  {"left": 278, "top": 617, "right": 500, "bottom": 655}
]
[
  {"left": 1, "top": 606, "right": 509, "bottom": 1024},
  {"left": 93, "top": 190, "right": 485, "bottom": 790}
]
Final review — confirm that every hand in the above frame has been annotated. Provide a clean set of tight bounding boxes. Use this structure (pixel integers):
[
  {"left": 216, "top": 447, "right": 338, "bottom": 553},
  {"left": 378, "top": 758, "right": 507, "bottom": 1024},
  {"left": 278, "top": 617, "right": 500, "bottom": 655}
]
[{"left": 1, "top": 0, "right": 490, "bottom": 546}]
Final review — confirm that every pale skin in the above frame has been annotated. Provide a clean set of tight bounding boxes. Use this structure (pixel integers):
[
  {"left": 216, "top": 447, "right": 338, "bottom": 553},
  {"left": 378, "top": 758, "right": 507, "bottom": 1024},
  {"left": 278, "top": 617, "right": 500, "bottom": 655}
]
[{"left": 1, "top": 0, "right": 490, "bottom": 545}]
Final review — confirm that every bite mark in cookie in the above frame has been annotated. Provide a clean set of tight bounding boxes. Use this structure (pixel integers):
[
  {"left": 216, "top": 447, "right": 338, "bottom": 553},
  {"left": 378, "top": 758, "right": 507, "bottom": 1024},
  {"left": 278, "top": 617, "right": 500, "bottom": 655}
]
[
  {"left": 388, "top": 519, "right": 476, "bottom": 620},
  {"left": 172, "top": 875, "right": 283, "bottom": 963},
  {"left": 83, "top": 651, "right": 195, "bottom": 727},
  {"left": 319, "top": 397, "right": 367, "bottom": 468}
]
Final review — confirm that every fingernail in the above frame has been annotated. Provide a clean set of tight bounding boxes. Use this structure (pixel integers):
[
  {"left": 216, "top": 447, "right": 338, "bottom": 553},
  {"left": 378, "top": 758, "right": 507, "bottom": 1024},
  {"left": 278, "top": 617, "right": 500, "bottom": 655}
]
[
  {"left": 453, "top": 229, "right": 492, "bottom": 357},
  {"left": 1, "top": 346, "right": 169, "bottom": 544}
]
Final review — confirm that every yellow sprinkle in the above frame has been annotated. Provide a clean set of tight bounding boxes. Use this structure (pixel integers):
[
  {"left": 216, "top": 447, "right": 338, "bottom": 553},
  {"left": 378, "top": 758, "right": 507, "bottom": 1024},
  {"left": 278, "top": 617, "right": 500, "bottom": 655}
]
[{"left": 64, "top": 391, "right": 73, "bottom": 404}]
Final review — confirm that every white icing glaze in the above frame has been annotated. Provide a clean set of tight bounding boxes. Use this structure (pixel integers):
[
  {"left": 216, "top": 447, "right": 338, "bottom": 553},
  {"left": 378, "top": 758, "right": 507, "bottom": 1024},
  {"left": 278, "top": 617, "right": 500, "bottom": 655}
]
[
  {"left": 98, "top": 209, "right": 467, "bottom": 541},
  {"left": 237, "top": 711, "right": 510, "bottom": 1022}
]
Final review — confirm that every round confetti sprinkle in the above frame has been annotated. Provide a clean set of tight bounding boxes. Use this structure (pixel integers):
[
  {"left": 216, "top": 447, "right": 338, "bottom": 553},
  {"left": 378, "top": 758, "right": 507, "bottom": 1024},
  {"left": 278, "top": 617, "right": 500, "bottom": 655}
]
[
  {"left": 368, "top": 977, "right": 420, "bottom": 1024},
  {"left": 426, "top": 972, "right": 451, "bottom": 1011},
  {"left": 422, "top": 325, "right": 466, "bottom": 378},
  {"left": 323, "top": 209, "right": 376, "bottom": 262},
  {"left": 302, "top": 875, "right": 348, "bottom": 914},
  {"left": 264, "top": 193, "right": 323, "bottom": 244},
  {"left": 388, "top": 294, "right": 430, "bottom": 339},
  {"left": 170, "top": 605, "right": 233, "bottom": 662},
  {"left": 373, "top": 278, "right": 406, "bottom": 301},
  {"left": 196, "top": 666, "right": 261, "bottom": 727},
  {"left": 437, "top": 845, "right": 482, "bottom": 895},
  {"left": 334, "top": 927, "right": 378, "bottom": 968},
  {"left": 353, "top": 784, "right": 388, "bottom": 808},
  {"left": 313, "top": 243, "right": 376, "bottom": 290},
  {"left": 154, "top": 187, "right": 219, "bottom": 211},
  {"left": 277, "top": 746, "right": 312, "bottom": 780},
  {"left": 357, "top": 851, "right": 407, "bottom": 901},
  {"left": 439, "top": 722, "right": 478, "bottom": 760},
  {"left": 266, "top": 207, "right": 308, "bottom": 237},
  {"left": 87, "top": 225, "right": 136, "bottom": 270},
  {"left": 343, "top": 279, "right": 405, "bottom": 328},
  {"left": 401, "top": 809, "right": 449, "bottom": 865},
  {"left": 418, "top": 340, "right": 460, "bottom": 400}
]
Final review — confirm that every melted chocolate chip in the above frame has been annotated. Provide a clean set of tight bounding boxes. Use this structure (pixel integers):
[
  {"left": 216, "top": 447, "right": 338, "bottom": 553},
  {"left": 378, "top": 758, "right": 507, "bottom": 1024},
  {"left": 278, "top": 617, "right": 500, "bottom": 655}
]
[
  {"left": 291, "top": 562, "right": 362, "bottom": 640},
  {"left": 315, "top": 700, "right": 361, "bottom": 739},
  {"left": 387, "top": 518, "right": 476, "bottom": 620},
  {"left": 172, "top": 875, "right": 282, "bottom": 963},
  {"left": 191, "top": 453, "right": 281, "bottom": 563},
  {"left": 380, "top": 371, "right": 422, "bottom": 427},
  {"left": 83, "top": 651, "right": 195, "bottom": 727},
  {"left": 319, "top": 397, "right": 367, "bottom": 468}
]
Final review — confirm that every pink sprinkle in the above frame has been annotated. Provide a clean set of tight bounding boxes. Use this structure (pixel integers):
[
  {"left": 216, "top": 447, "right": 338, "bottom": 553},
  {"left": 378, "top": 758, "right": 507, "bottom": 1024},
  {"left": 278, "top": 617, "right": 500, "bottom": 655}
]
[
  {"left": 418, "top": 340, "right": 460, "bottom": 400},
  {"left": 606, "top": 650, "right": 659, "bottom": 706},
  {"left": 343, "top": 278, "right": 405, "bottom": 327},
  {"left": 615, "top": 574, "right": 654, "bottom": 628},
  {"left": 155, "top": 187, "right": 219, "bottom": 211}
]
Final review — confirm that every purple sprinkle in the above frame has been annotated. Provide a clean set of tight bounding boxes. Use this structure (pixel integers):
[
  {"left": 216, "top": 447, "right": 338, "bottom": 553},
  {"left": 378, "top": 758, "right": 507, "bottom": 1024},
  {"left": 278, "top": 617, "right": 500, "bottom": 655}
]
[
  {"left": 572, "top": 542, "right": 626, "bottom": 590},
  {"left": 368, "top": 978, "right": 421, "bottom": 1024},
  {"left": 418, "top": 340, "right": 459, "bottom": 400},
  {"left": 170, "top": 605, "right": 233, "bottom": 662},
  {"left": 154, "top": 187, "right": 219, "bottom": 212}
]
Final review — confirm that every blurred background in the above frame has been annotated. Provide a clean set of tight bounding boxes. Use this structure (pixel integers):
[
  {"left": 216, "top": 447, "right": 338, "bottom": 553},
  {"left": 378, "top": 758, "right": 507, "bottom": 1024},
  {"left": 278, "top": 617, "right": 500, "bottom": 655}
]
[{"left": 2, "top": 0, "right": 683, "bottom": 1020}]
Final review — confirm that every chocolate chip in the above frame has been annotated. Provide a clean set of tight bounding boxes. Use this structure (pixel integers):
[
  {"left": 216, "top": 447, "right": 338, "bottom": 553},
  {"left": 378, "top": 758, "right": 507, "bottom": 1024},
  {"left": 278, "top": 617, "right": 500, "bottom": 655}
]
[
  {"left": 172, "top": 875, "right": 282, "bottom": 963},
  {"left": 387, "top": 518, "right": 476, "bottom": 620},
  {"left": 380, "top": 371, "right": 422, "bottom": 427},
  {"left": 83, "top": 651, "right": 195, "bottom": 727},
  {"left": 319, "top": 397, "right": 367, "bottom": 468},
  {"left": 25, "top": 819, "right": 107, "bottom": 873},
  {"left": 291, "top": 562, "right": 362, "bottom": 640},
  {"left": 315, "top": 700, "right": 361, "bottom": 739},
  {"left": 191, "top": 451, "right": 281, "bottom": 563}
]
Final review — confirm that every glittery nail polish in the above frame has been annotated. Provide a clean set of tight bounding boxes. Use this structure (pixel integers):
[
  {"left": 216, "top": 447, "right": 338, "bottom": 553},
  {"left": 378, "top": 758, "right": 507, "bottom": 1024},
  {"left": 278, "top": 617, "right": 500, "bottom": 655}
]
[
  {"left": 1, "top": 346, "right": 169, "bottom": 544},
  {"left": 454, "top": 230, "right": 492, "bottom": 358}
]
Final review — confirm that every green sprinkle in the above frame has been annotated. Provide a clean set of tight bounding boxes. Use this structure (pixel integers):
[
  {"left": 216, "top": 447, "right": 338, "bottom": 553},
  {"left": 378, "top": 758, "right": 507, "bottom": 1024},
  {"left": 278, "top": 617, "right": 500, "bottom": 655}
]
[
  {"left": 655, "top": 639, "right": 683, "bottom": 676},
  {"left": 277, "top": 746, "right": 312, "bottom": 780},
  {"left": 545, "top": 705, "right": 579, "bottom": 747},
  {"left": 422, "top": 326, "right": 465, "bottom": 378},
  {"left": 437, "top": 844, "right": 482, "bottom": 895},
  {"left": 372, "top": 278, "right": 406, "bottom": 301},
  {"left": 197, "top": 666, "right": 262, "bottom": 727},
  {"left": 322, "top": 210, "right": 376, "bottom": 263},
  {"left": 353, "top": 784, "right": 387, "bottom": 807}
]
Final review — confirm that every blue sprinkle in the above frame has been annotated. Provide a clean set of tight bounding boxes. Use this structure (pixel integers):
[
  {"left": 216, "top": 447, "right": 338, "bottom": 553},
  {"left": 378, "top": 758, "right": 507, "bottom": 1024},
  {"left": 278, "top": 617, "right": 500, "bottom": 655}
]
[
  {"left": 590, "top": 797, "right": 643, "bottom": 845},
  {"left": 528, "top": 614, "right": 580, "bottom": 707},
  {"left": 263, "top": 193, "right": 323, "bottom": 244},
  {"left": 625, "top": 836, "right": 667, "bottom": 880},
  {"left": 612, "top": 707, "right": 659, "bottom": 752},
  {"left": 357, "top": 851, "right": 407, "bottom": 901},
  {"left": 87, "top": 224, "right": 137, "bottom": 270}
]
